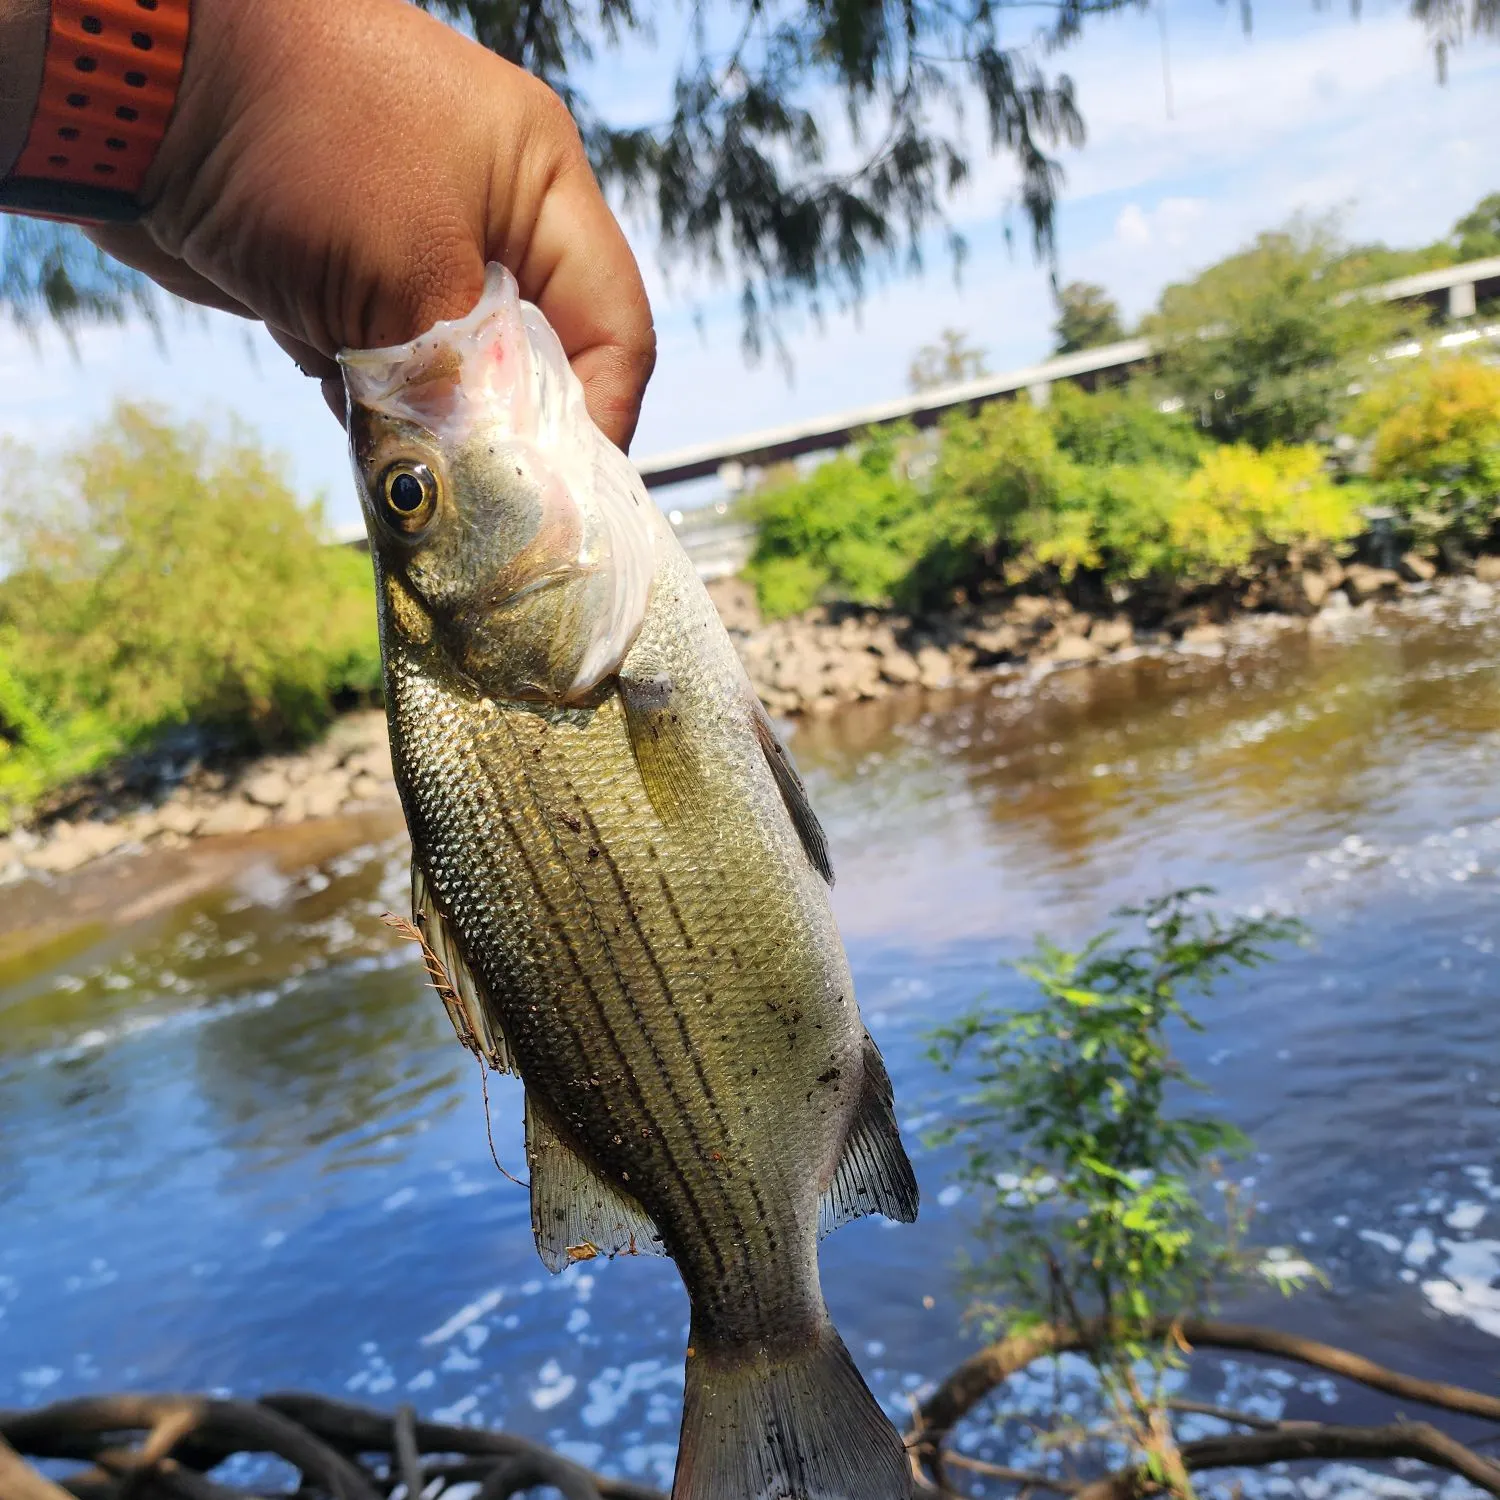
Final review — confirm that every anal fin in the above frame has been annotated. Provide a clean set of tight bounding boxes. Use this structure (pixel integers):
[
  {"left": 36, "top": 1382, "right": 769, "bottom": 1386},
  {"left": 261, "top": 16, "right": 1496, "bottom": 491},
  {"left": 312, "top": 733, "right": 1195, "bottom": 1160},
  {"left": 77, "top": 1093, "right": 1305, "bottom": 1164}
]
[
  {"left": 620, "top": 672, "right": 700, "bottom": 827},
  {"left": 819, "top": 1032, "right": 919, "bottom": 1237},
  {"left": 412, "top": 859, "right": 515, "bottom": 1074},
  {"left": 749, "top": 695, "right": 833, "bottom": 885},
  {"left": 525, "top": 1095, "right": 666, "bottom": 1272}
]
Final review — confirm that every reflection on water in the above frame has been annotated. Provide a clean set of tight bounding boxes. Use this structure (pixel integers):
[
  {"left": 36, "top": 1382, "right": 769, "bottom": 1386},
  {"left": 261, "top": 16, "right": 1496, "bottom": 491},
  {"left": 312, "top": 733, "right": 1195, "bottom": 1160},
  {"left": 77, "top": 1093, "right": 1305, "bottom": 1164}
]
[{"left": 3, "top": 601, "right": 1500, "bottom": 1488}]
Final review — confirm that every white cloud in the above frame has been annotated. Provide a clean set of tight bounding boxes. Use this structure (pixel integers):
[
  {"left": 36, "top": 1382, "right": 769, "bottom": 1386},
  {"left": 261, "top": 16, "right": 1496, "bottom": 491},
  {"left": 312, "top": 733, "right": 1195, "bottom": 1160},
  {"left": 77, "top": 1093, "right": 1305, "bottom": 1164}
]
[{"left": 1115, "top": 204, "right": 1153, "bottom": 247}]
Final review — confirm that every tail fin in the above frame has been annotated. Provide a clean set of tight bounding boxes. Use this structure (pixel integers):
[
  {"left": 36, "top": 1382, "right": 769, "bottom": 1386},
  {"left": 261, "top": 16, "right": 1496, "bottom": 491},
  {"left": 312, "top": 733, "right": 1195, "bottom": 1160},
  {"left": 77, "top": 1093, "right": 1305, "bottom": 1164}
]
[{"left": 673, "top": 1315, "right": 911, "bottom": 1500}]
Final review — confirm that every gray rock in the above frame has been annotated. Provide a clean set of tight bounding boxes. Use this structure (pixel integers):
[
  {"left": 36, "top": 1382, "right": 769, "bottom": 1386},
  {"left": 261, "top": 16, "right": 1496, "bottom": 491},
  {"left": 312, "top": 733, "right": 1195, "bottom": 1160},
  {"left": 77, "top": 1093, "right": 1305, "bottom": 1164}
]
[
  {"left": 1343, "top": 563, "right": 1400, "bottom": 603},
  {"left": 1089, "top": 616, "right": 1134, "bottom": 651},
  {"left": 879, "top": 649, "right": 922, "bottom": 686},
  {"left": 243, "top": 769, "right": 292, "bottom": 808},
  {"left": 1181, "top": 622, "right": 1224, "bottom": 646},
  {"left": 1009, "top": 594, "right": 1052, "bottom": 625},
  {"left": 26, "top": 819, "right": 127, "bottom": 874},
  {"left": 347, "top": 771, "right": 386, "bottom": 803},
  {"left": 967, "top": 623, "right": 1020, "bottom": 661},
  {"left": 156, "top": 800, "right": 205, "bottom": 837},
  {"left": 1300, "top": 570, "right": 1330, "bottom": 609},
  {"left": 198, "top": 799, "right": 272, "bottom": 837},
  {"left": 346, "top": 742, "right": 395, "bottom": 781},
  {"left": 915, "top": 645, "right": 954, "bottom": 689},
  {"left": 299, "top": 774, "right": 352, "bottom": 821},
  {"left": 706, "top": 575, "right": 762, "bottom": 634},
  {"left": 1049, "top": 633, "right": 1100, "bottom": 665}
]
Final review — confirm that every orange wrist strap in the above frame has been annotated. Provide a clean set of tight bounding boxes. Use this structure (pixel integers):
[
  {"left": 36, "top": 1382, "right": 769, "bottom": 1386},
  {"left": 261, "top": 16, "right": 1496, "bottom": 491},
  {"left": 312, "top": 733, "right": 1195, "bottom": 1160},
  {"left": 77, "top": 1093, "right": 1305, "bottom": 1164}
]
[{"left": 0, "top": 0, "right": 192, "bottom": 224}]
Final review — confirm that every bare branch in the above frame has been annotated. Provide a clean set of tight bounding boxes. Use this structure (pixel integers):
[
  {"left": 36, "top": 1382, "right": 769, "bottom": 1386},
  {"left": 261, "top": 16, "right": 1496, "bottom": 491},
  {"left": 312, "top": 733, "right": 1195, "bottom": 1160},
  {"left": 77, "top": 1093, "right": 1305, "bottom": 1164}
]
[
  {"left": 1072, "top": 1421, "right": 1500, "bottom": 1500},
  {"left": 0, "top": 1432, "right": 74, "bottom": 1500},
  {"left": 913, "top": 1316, "right": 1500, "bottom": 1445}
]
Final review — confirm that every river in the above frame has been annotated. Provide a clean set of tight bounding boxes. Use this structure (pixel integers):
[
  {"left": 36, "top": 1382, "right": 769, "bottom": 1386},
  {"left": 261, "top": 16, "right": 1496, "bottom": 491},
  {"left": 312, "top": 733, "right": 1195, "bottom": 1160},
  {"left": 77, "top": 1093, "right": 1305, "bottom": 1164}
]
[{"left": 3, "top": 597, "right": 1499, "bottom": 1492}]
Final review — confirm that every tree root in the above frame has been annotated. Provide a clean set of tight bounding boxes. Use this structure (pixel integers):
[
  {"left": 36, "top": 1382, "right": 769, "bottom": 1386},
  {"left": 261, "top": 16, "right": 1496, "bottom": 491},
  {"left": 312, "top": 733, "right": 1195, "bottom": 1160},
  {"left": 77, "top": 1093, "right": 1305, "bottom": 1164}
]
[
  {"left": 0, "top": 1390, "right": 667, "bottom": 1500},
  {"left": 907, "top": 1316, "right": 1500, "bottom": 1497}
]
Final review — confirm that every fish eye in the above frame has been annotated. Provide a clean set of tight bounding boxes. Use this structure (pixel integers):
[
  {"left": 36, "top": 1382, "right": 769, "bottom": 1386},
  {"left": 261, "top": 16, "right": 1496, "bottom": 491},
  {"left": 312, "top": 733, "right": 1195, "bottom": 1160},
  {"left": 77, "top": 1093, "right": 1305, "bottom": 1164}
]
[{"left": 379, "top": 461, "right": 438, "bottom": 532}]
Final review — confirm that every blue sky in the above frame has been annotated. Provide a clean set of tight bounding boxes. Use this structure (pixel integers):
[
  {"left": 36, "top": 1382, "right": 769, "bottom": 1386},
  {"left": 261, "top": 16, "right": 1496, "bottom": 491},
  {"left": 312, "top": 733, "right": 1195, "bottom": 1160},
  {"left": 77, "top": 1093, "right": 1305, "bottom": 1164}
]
[{"left": 0, "top": 0, "right": 1495, "bottom": 530}]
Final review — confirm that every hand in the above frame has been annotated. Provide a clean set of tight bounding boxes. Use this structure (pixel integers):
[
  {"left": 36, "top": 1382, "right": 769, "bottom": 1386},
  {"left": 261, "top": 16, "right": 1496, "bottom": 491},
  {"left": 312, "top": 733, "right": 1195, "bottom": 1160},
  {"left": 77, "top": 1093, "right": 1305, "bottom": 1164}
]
[{"left": 83, "top": 0, "right": 655, "bottom": 450}]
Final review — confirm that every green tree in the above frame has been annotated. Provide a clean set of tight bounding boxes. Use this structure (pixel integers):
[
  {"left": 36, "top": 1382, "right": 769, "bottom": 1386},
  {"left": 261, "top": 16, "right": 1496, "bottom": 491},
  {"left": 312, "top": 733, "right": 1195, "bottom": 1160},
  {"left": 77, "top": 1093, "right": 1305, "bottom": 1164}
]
[
  {"left": 1452, "top": 190, "right": 1500, "bottom": 260},
  {"left": 908, "top": 329, "right": 988, "bottom": 392},
  {"left": 0, "top": 404, "right": 379, "bottom": 812},
  {"left": 1053, "top": 280, "right": 1125, "bottom": 353},
  {"left": 929, "top": 889, "right": 1310, "bottom": 1494},
  {"left": 1143, "top": 218, "right": 1411, "bottom": 447}
]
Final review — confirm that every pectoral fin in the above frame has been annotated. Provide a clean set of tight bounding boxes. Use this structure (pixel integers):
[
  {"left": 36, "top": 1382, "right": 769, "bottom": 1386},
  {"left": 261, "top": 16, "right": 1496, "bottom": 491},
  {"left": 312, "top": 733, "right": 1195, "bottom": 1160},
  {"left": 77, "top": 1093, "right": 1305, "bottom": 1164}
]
[
  {"left": 750, "top": 695, "right": 834, "bottom": 885},
  {"left": 619, "top": 672, "right": 699, "bottom": 827},
  {"left": 524, "top": 1094, "right": 666, "bottom": 1272},
  {"left": 818, "top": 1032, "right": 919, "bottom": 1237},
  {"left": 412, "top": 859, "right": 515, "bottom": 1074}
]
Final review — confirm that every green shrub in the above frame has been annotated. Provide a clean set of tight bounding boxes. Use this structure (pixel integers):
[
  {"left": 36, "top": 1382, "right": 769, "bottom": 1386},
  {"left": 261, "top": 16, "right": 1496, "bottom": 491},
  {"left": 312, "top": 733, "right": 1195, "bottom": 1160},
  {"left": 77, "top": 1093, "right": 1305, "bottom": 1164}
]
[
  {"left": 1351, "top": 357, "right": 1500, "bottom": 551},
  {"left": 929, "top": 889, "right": 1311, "bottom": 1491},
  {"left": 744, "top": 431, "right": 927, "bottom": 616},
  {"left": 1163, "top": 442, "right": 1363, "bottom": 578},
  {"left": 1013, "top": 460, "right": 1187, "bottom": 583},
  {"left": 0, "top": 403, "right": 380, "bottom": 815},
  {"left": 1047, "top": 381, "right": 1208, "bottom": 470}
]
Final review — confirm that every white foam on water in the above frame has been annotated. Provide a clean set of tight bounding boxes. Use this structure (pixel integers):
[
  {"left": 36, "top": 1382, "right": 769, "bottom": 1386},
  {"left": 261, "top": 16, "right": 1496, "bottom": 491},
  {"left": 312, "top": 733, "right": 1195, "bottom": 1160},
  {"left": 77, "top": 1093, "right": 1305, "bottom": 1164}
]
[
  {"left": 431, "top": 1393, "right": 479, "bottom": 1424},
  {"left": 1404, "top": 1226, "right": 1437, "bottom": 1267},
  {"left": 530, "top": 1359, "right": 577, "bottom": 1411},
  {"left": 1445, "top": 1200, "right": 1487, "bottom": 1231},
  {"left": 581, "top": 1358, "right": 683, "bottom": 1431},
  {"left": 1422, "top": 1237, "right": 1500, "bottom": 1339},
  {"left": 419, "top": 1287, "right": 505, "bottom": 1346}
]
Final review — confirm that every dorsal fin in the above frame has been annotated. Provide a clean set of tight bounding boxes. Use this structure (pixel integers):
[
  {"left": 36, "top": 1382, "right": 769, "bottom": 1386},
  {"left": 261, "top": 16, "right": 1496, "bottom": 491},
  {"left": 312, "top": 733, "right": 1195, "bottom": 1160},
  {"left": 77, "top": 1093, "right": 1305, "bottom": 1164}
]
[
  {"left": 750, "top": 695, "right": 834, "bottom": 885},
  {"left": 412, "top": 859, "right": 515, "bottom": 1074},
  {"left": 819, "top": 1032, "right": 919, "bottom": 1237},
  {"left": 524, "top": 1095, "right": 666, "bottom": 1271}
]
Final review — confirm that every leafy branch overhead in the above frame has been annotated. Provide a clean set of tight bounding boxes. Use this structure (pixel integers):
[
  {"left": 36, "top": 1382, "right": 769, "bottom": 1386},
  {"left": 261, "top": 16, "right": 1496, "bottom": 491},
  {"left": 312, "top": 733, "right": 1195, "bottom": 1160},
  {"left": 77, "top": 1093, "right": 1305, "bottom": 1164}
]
[
  {"left": 2, "top": 0, "right": 1496, "bottom": 346},
  {"left": 426, "top": 0, "right": 1093, "bottom": 356}
]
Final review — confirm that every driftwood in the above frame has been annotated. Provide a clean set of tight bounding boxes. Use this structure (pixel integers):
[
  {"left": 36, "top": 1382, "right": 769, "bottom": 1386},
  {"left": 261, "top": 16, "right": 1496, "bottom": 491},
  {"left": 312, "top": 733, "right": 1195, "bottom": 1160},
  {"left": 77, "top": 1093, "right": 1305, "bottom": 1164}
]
[
  {"left": 0, "top": 1391, "right": 667, "bottom": 1500},
  {"left": 8, "top": 1316, "right": 1500, "bottom": 1500},
  {"left": 905, "top": 1316, "right": 1500, "bottom": 1498}
]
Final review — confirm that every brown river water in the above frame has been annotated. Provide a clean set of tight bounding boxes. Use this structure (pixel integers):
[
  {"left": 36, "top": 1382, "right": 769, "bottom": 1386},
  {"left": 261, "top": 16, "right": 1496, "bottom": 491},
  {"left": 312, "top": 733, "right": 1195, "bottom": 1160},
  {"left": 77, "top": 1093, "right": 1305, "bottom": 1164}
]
[{"left": 3, "top": 593, "right": 1499, "bottom": 1492}]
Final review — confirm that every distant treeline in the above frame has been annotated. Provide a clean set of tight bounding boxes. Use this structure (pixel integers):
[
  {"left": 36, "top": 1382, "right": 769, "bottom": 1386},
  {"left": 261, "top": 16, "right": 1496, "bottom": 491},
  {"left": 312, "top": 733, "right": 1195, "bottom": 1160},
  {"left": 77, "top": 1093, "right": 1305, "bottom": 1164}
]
[{"left": 746, "top": 207, "right": 1500, "bottom": 619}]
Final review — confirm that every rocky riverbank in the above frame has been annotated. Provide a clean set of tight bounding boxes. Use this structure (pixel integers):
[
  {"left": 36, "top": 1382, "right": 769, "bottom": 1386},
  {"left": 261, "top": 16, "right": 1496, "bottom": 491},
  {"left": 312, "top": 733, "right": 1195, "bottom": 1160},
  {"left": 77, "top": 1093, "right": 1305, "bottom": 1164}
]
[
  {"left": 708, "top": 554, "right": 1499, "bottom": 717},
  {"left": 1, "top": 712, "right": 398, "bottom": 881},
  {"left": 5, "top": 554, "right": 1496, "bottom": 883}
]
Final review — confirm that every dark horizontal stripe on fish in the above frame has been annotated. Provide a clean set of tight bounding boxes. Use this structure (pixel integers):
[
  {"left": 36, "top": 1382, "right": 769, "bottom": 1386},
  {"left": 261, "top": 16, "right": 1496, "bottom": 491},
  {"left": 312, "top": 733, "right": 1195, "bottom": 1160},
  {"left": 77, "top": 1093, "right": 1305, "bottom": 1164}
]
[
  {"left": 487, "top": 712, "right": 737, "bottom": 1287},
  {"left": 576, "top": 798, "right": 780, "bottom": 1242},
  {"left": 572, "top": 794, "right": 776, "bottom": 1254}
]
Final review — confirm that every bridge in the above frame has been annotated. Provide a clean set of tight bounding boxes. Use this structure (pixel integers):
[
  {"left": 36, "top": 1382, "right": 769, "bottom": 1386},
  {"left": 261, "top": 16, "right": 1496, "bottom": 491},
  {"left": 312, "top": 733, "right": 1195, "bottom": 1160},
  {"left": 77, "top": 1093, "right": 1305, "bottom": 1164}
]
[{"left": 634, "top": 253, "right": 1500, "bottom": 493}]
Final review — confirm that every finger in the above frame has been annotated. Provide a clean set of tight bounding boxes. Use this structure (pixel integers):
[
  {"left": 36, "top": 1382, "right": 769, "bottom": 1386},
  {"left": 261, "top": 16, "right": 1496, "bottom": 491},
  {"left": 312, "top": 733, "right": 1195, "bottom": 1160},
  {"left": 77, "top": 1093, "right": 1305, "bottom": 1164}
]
[
  {"left": 321, "top": 376, "right": 349, "bottom": 429},
  {"left": 510, "top": 137, "right": 656, "bottom": 453},
  {"left": 264, "top": 324, "right": 341, "bottom": 383},
  {"left": 84, "top": 225, "right": 257, "bottom": 319}
]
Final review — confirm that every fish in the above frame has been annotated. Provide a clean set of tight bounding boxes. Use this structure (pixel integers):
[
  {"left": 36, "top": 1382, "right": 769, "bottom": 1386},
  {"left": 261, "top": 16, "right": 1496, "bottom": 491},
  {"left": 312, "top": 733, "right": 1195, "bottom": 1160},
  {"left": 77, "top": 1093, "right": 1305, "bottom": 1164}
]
[{"left": 339, "top": 264, "right": 918, "bottom": 1500}]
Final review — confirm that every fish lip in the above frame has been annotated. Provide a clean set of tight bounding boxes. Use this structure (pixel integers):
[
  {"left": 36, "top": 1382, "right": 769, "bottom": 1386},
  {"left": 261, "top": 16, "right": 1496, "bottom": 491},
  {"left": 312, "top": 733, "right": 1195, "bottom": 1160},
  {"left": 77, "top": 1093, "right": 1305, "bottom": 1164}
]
[{"left": 337, "top": 266, "right": 513, "bottom": 389}]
